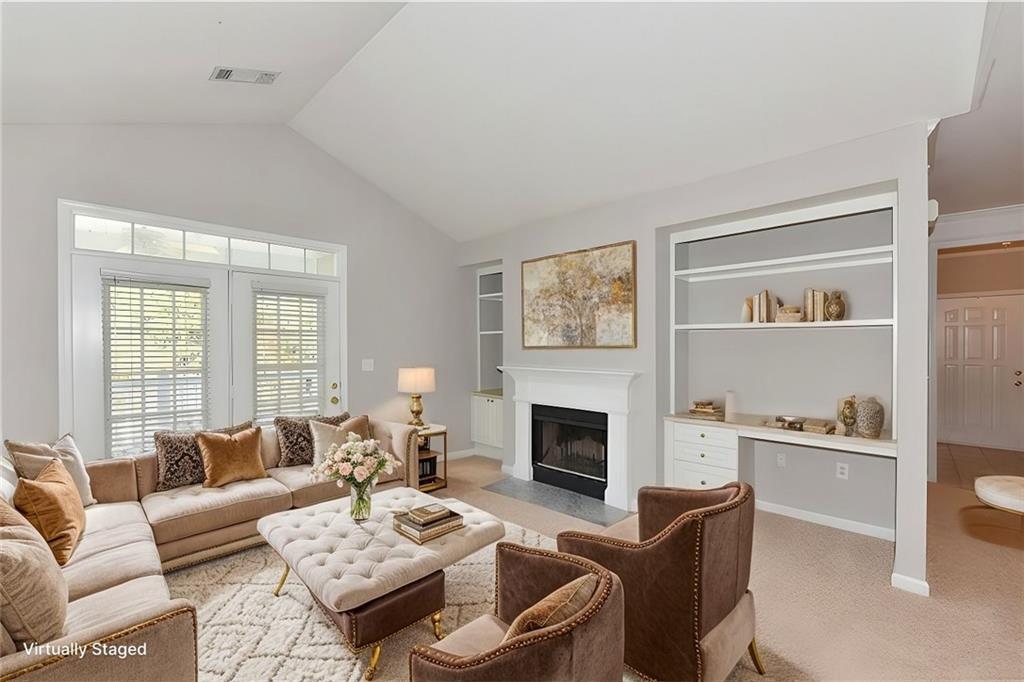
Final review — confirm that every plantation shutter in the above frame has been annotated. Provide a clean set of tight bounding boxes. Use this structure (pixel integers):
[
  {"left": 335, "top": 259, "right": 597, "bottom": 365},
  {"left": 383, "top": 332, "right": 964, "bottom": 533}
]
[
  {"left": 103, "top": 275, "right": 210, "bottom": 457},
  {"left": 253, "top": 289, "right": 326, "bottom": 424}
]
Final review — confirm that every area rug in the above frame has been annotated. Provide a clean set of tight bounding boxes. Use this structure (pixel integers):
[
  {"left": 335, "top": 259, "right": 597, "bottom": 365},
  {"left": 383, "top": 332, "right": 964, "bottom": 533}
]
[{"left": 166, "top": 522, "right": 555, "bottom": 682}]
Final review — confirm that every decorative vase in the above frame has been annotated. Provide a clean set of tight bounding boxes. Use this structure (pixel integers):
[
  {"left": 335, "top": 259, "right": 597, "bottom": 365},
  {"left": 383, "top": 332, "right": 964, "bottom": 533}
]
[
  {"left": 349, "top": 477, "right": 377, "bottom": 521},
  {"left": 838, "top": 395, "right": 857, "bottom": 436},
  {"left": 855, "top": 397, "right": 884, "bottom": 439},
  {"left": 825, "top": 291, "right": 846, "bottom": 321}
]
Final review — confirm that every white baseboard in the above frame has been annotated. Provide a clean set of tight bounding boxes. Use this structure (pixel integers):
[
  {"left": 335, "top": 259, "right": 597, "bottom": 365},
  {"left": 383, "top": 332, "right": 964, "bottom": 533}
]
[
  {"left": 448, "top": 447, "right": 504, "bottom": 461},
  {"left": 501, "top": 464, "right": 515, "bottom": 476},
  {"left": 755, "top": 500, "right": 895, "bottom": 541},
  {"left": 890, "top": 572, "right": 930, "bottom": 596}
]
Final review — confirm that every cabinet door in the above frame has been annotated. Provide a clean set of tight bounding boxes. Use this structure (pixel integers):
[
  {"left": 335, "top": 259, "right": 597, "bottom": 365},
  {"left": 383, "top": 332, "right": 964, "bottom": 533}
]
[
  {"left": 490, "top": 399, "right": 503, "bottom": 448},
  {"left": 471, "top": 396, "right": 485, "bottom": 443}
]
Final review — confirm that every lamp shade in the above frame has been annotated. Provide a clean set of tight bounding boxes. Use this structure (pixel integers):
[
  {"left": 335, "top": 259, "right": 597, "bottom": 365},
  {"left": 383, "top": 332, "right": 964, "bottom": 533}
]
[{"left": 397, "top": 367, "right": 436, "bottom": 394}]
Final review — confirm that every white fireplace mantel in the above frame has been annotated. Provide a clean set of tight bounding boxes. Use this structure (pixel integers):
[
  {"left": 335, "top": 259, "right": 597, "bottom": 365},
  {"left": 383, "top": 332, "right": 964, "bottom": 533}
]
[{"left": 499, "top": 365, "right": 640, "bottom": 510}]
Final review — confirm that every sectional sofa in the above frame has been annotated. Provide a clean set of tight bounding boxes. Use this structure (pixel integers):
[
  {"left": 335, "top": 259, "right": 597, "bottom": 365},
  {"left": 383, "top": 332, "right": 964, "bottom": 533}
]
[{"left": 0, "top": 418, "right": 418, "bottom": 681}]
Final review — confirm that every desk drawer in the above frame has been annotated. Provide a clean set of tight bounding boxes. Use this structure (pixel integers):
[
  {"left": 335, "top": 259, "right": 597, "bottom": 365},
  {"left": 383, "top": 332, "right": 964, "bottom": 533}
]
[
  {"left": 673, "top": 441, "right": 737, "bottom": 470},
  {"left": 673, "top": 423, "right": 738, "bottom": 449},
  {"left": 673, "top": 462, "right": 736, "bottom": 490}
]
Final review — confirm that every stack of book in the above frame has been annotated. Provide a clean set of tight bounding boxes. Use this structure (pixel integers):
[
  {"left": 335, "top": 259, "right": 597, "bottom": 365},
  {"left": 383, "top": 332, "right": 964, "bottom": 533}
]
[
  {"left": 751, "top": 290, "right": 781, "bottom": 323},
  {"left": 803, "top": 288, "right": 828, "bottom": 322},
  {"left": 688, "top": 400, "right": 724, "bottom": 421},
  {"left": 393, "top": 504, "right": 464, "bottom": 544}
]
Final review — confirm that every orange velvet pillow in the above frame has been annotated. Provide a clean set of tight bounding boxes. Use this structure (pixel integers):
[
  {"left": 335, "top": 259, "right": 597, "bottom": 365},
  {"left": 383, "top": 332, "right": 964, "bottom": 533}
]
[
  {"left": 13, "top": 458, "right": 87, "bottom": 565},
  {"left": 501, "top": 573, "right": 599, "bottom": 643},
  {"left": 196, "top": 426, "right": 267, "bottom": 488}
]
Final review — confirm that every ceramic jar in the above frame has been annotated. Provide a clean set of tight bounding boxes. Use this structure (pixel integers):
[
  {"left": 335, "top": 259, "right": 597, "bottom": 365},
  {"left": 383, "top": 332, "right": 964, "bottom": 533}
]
[
  {"left": 825, "top": 291, "right": 847, "bottom": 321},
  {"left": 855, "top": 397, "right": 884, "bottom": 439}
]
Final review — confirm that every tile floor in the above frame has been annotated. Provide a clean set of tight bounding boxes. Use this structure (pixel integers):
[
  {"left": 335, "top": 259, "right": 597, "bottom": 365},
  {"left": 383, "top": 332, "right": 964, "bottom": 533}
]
[{"left": 936, "top": 442, "right": 1024, "bottom": 490}]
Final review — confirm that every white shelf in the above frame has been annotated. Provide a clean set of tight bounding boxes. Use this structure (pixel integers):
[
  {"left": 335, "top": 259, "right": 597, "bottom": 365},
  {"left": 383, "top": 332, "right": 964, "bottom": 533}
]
[
  {"left": 478, "top": 292, "right": 503, "bottom": 301},
  {"left": 674, "top": 245, "right": 893, "bottom": 282},
  {"left": 479, "top": 330, "right": 504, "bottom": 335},
  {"left": 674, "top": 319, "right": 893, "bottom": 331}
]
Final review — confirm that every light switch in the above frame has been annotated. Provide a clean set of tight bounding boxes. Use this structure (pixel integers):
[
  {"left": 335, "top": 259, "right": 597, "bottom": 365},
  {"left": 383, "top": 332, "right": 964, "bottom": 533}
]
[{"left": 361, "top": 359, "right": 374, "bottom": 372}]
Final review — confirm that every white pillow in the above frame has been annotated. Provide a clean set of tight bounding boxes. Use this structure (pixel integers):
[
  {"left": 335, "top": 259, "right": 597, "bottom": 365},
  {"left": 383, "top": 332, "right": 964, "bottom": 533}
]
[
  {"left": 3, "top": 433, "right": 97, "bottom": 506},
  {"left": 309, "top": 416, "right": 370, "bottom": 467}
]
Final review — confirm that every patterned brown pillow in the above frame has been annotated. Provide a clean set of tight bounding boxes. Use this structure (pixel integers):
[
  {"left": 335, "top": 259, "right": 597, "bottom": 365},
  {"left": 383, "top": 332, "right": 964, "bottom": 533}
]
[
  {"left": 274, "top": 413, "right": 351, "bottom": 467},
  {"left": 154, "top": 421, "right": 252, "bottom": 491},
  {"left": 501, "top": 573, "right": 599, "bottom": 643}
]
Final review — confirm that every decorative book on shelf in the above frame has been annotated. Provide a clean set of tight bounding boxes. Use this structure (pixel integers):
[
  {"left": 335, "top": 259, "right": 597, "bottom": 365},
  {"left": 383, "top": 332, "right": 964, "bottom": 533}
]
[{"left": 393, "top": 507, "right": 464, "bottom": 544}]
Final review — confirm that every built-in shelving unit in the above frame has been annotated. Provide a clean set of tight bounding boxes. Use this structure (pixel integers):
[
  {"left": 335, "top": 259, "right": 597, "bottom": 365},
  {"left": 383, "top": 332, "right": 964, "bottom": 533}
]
[
  {"left": 476, "top": 266, "right": 503, "bottom": 391},
  {"left": 669, "top": 193, "right": 898, "bottom": 433}
]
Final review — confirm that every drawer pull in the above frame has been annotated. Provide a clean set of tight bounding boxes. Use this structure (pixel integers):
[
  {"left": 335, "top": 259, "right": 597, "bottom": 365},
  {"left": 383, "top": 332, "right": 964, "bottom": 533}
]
[
  {"left": 699, "top": 452, "right": 706, "bottom": 458},
  {"left": 700, "top": 480, "right": 707, "bottom": 486},
  {"left": 700, "top": 433, "right": 706, "bottom": 438}
]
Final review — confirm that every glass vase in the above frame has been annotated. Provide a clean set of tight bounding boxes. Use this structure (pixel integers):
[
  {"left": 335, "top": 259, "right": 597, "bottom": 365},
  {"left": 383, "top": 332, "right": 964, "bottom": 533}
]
[{"left": 349, "top": 477, "right": 377, "bottom": 521}]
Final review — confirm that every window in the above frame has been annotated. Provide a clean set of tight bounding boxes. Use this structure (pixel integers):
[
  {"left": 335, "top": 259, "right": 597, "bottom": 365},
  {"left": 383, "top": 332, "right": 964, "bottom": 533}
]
[
  {"left": 253, "top": 290, "right": 325, "bottom": 424},
  {"left": 103, "top": 276, "right": 209, "bottom": 456}
]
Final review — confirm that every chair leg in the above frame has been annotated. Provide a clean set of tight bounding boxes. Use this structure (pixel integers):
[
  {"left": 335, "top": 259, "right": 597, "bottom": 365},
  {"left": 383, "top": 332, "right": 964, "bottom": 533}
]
[
  {"left": 431, "top": 611, "right": 445, "bottom": 640},
  {"left": 364, "top": 643, "right": 382, "bottom": 681},
  {"left": 748, "top": 638, "right": 767, "bottom": 675},
  {"left": 273, "top": 564, "right": 290, "bottom": 597}
]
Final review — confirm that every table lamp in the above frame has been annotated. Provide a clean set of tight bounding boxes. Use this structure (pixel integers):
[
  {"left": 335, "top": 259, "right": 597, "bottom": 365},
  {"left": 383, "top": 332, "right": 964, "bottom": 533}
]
[{"left": 397, "top": 367, "right": 436, "bottom": 427}]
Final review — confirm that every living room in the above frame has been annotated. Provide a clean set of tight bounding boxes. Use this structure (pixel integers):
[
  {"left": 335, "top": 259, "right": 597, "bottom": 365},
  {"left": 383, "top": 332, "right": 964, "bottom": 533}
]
[{"left": 1, "top": 3, "right": 1022, "bottom": 681}]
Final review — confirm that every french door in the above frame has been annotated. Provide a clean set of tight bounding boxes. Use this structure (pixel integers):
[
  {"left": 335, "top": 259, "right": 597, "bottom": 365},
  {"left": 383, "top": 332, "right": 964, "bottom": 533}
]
[
  {"left": 936, "top": 294, "right": 1024, "bottom": 450},
  {"left": 230, "top": 273, "right": 342, "bottom": 425}
]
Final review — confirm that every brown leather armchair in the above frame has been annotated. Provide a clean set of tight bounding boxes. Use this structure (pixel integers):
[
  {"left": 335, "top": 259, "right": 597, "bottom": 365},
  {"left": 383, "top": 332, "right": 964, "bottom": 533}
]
[
  {"left": 557, "top": 483, "right": 764, "bottom": 682},
  {"left": 408, "top": 542, "right": 625, "bottom": 681}
]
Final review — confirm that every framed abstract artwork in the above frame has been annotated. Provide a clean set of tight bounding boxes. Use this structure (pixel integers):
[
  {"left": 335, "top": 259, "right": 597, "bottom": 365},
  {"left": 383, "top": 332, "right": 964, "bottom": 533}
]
[{"left": 521, "top": 240, "right": 637, "bottom": 349}]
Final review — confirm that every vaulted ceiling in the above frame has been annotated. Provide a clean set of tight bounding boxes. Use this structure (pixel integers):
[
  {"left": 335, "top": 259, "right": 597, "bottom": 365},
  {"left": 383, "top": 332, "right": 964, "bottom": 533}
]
[{"left": 3, "top": 3, "right": 995, "bottom": 241}]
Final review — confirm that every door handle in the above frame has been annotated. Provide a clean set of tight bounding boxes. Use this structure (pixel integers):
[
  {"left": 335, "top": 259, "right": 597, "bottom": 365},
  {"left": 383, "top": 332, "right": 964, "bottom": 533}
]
[
  {"left": 1016, "top": 371, "right": 1022, "bottom": 376},
  {"left": 1015, "top": 381, "right": 1022, "bottom": 387},
  {"left": 330, "top": 396, "right": 340, "bottom": 404},
  {"left": 331, "top": 381, "right": 339, "bottom": 389}
]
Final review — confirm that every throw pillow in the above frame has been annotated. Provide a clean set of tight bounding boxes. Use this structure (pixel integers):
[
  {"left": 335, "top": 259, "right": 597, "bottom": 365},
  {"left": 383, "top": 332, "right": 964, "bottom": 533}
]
[
  {"left": 154, "top": 420, "right": 252, "bottom": 491},
  {"left": 196, "top": 426, "right": 267, "bottom": 488},
  {"left": 501, "top": 573, "right": 599, "bottom": 643},
  {"left": 12, "top": 459, "right": 87, "bottom": 566},
  {"left": 0, "top": 498, "right": 68, "bottom": 647},
  {"left": 274, "top": 412, "right": 352, "bottom": 467},
  {"left": 309, "top": 415, "right": 371, "bottom": 466},
  {"left": 4, "top": 433, "right": 96, "bottom": 506}
]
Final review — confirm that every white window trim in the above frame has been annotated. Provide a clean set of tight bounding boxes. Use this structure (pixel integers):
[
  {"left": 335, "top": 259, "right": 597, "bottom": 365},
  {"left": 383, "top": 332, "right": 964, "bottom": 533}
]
[{"left": 57, "top": 198, "right": 349, "bottom": 439}]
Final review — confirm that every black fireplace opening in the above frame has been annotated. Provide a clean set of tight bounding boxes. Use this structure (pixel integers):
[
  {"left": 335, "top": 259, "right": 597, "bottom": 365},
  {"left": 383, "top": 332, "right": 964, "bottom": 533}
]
[{"left": 532, "top": 404, "right": 608, "bottom": 500}]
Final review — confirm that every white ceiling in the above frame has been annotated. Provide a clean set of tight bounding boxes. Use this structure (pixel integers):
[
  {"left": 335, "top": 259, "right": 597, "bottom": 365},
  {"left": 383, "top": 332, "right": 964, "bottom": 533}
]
[
  {"left": 1, "top": 2, "right": 401, "bottom": 123},
  {"left": 3, "top": 3, "right": 989, "bottom": 240},
  {"left": 929, "top": 3, "right": 1023, "bottom": 216}
]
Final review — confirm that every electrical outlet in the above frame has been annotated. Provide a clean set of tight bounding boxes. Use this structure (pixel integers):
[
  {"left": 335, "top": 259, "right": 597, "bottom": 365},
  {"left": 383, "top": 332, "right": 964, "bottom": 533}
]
[
  {"left": 776, "top": 453, "right": 786, "bottom": 468},
  {"left": 361, "top": 359, "right": 374, "bottom": 372},
  {"left": 836, "top": 462, "right": 849, "bottom": 480}
]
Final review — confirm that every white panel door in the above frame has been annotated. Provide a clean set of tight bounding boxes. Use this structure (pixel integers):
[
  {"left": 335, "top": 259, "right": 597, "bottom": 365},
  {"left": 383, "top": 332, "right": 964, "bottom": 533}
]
[
  {"left": 470, "top": 395, "right": 485, "bottom": 443},
  {"left": 936, "top": 295, "right": 1024, "bottom": 449},
  {"left": 231, "top": 273, "right": 342, "bottom": 424}
]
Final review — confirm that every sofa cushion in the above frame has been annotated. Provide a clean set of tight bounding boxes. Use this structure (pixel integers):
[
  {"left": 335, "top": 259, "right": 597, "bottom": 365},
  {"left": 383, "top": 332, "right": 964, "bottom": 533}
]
[
  {"left": 142, "top": 477, "right": 291, "bottom": 544},
  {"left": 197, "top": 426, "right": 267, "bottom": 488},
  {"left": 64, "top": 575, "right": 170, "bottom": 634},
  {"left": 71, "top": 502, "right": 154, "bottom": 565},
  {"left": 0, "top": 499, "right": 68, "bottom": 647},
  {"left": 13, "top": 459, "right": 87, "bottom": 565},
  {"left": 502, "top": 573, "right": 599, "bottom": 642},
  {"left": 63, "top": 535, "right": 163, "bottom": 602},
  {"left": 432, "top": 614, "right": 509, "bottom": 658},
  {"left": 310, "top": 416, "right": 370, "bottom": 466},
  {"left": 5, "top": 434, "right": 96, "bottom": 506},
  {"left": 274, "top": 413, "right": 351, "bottom": 467},
  {"left": 267, "top": 465, "right": 348, "bottom": 508},
  {"left": 154, "top": 420, "right": 253, "bottom": 491}
]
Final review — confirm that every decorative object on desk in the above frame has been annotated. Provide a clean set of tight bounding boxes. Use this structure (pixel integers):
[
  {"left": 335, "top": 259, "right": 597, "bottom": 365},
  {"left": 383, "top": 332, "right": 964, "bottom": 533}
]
[
  {"left": 393, "top": 508, "right": 464, "bottom": 544},
  {"left": 855, "top": 397, "right": 885, "bottom": 439},
  {"left": 310, "top": 432, "right": 399, "bottom": 520},
  {"left": 724, "top": 390, "right": 737, "bottom": 422},
  {"left": 776, "top": 305, "right": 803, "bottom": 323},
  {"left": 741, "top": 297, "right": 753, "bottom": 323},
  {"left": 774, "top": 415, "right": 806, "bottom": 431},
  {"left": 521, "top": 240, "right": 636, "bottom": 348},
  {"left": 825, "top": 290, "right": 847, "bottom": 321},
  {"left": 802, "top": 418, "right": 836, "bottom": 435},
  {"left": 397, "top": 367, "right": 436, "bottom": 427},
  {"left": 688, "top": 400, "right": 724, "bottom": 421},
  {"left": 836, "top": 395, "right": 857, "bottom": 436}
]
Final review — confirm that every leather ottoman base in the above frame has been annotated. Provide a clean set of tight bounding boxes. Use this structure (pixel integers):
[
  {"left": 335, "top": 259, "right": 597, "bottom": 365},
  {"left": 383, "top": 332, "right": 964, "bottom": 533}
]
[{"left": 314, "top": 570, "right": 446, "bottom": 650}]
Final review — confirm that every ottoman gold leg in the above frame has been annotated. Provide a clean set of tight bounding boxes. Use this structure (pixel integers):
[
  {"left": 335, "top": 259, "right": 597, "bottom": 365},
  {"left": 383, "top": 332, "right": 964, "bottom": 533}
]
[
  {"left": 431, "top": 611, "right": 445, "bottom": 640},
  {"left": 364, "top": 643, "right": 382, "bottom": 681},
  {"left": 748, "top": 638, "right": 767, "bottom": 675},
  {"left": 273, "top": 564, "right": 290, "bottom": 597}
]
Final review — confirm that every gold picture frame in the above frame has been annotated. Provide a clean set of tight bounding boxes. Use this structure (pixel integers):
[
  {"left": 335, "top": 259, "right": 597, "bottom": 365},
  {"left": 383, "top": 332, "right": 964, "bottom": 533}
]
[{"left": 521, "top": 240, "right": 637, "bottom": 349}]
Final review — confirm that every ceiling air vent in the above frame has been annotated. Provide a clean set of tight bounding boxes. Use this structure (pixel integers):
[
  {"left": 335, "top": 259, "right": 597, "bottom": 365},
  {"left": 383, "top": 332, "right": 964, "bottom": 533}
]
[{"left": 209, "top": 66, "right": 279, "bottom": 85}]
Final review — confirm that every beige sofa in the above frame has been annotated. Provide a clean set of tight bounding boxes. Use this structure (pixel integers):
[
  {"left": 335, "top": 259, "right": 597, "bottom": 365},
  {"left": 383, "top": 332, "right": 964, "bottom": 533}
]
[{"left": 0, "top": 418, "right": 418, "bottom": 681}]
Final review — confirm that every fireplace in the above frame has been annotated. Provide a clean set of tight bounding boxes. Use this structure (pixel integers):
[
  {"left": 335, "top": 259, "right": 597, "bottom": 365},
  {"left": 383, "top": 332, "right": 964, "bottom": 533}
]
[{"left": 532, "top": 404, "right": 608, "bottom": 499}]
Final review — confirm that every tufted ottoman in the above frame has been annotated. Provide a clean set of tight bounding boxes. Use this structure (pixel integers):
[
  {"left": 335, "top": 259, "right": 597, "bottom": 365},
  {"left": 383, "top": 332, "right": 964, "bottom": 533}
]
[{"left": 257, "top": 487, "right": 505, "bottom": 679}]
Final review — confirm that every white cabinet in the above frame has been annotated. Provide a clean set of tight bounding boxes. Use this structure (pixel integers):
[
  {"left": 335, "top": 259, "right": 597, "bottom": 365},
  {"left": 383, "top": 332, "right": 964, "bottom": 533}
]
[
  {"left": 471, "top": 394, "right": 503, "bottom": 448},
  {"left": 665, "top": 421, "right": 738, "bottom": 489}
]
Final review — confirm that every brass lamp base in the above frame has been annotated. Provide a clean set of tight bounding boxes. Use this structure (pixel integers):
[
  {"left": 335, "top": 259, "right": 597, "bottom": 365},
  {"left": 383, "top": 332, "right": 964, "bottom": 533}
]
[{"left": 408, "top": 393, "right": 425, "bottom": 427}]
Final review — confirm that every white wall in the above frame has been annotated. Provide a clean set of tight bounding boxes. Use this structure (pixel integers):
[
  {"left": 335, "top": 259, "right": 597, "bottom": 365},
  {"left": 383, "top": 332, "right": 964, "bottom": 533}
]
[
  {"left": 1, "top": 124, "right": 475, "bottom": 451},
  {"left": 460, "top": 123, "right": 931, "bottom": 590}
]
